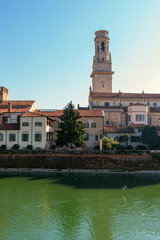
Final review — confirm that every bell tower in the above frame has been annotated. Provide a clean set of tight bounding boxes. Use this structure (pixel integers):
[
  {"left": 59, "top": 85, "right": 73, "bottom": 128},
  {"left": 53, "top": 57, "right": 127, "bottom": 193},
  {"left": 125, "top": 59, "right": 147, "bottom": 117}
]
[{"left": 90, "top": 30, "right": 114, "bottom": 93}]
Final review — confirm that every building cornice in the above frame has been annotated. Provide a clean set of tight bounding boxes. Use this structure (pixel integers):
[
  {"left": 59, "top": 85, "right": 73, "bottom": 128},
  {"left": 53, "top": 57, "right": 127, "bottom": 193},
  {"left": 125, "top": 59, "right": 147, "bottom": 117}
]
[{"left": 90, "top": 71, "right": 114, "bottom": 78}]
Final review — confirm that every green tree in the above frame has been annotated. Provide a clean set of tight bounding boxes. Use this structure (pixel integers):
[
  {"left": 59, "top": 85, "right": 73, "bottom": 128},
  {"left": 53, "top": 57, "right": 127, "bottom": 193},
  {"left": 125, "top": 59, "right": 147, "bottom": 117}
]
[
  {"left": 141, "top": 125, "right": 159, "bottom": 149},
  {"left": 102, "top": 137, "right": 119, "bottom": 150},
  {"left": 56, "top": 102, "right": 86, "bottom": 148}
]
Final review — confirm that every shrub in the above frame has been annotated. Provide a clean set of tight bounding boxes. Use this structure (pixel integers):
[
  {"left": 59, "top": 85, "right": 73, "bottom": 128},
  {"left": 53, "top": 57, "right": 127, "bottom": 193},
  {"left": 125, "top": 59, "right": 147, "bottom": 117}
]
[
  {"left": 26, "top": 145, "right": 33, "bottom": 150},
  {"left": 94, "top": 144, "right": 100, "bottom": 150},
  {"left": 50, "top": 144, "right": 56, "bottom": 150},
  {"left": 0, "top": 144, "right": 6, "bottom": 150},
  {"left": 106, "top": 142, "right": 112, "bottom": 150},
  {"left": 135, "top": 145, "right": 147, "bottom": 150},
  {"left": 116, "top": 145, "right": 126, "bottom": 150},
  {"left": 13, "top": 144, "right": 19, "bottom": 150},
  {"left": 102, "top": 136, "right": 119, "bottom": 150}
]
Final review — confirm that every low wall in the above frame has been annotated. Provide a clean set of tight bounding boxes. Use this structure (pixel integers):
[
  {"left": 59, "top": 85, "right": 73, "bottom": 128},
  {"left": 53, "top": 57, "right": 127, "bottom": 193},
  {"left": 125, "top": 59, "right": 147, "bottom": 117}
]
[{"left": 0, "top": 154, "right": 159, "bottom": 171}]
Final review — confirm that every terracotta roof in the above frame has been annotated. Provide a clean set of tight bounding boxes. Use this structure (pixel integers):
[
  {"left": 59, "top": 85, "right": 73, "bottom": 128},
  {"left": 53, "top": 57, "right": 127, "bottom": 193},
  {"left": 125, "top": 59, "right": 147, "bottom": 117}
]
[
  {"left": 22, "top": 110, "right": 63, "bottom": 117},
  {"left": 0, "top": 101, "right": 36, "bottom": 113},
  {"left": 130, "top": 123, "right": 145, "bottom": 128},
  {"left": 104, "top": 126, "right": 135, "bottom": 133},
  {"left": 0, "top": 123, "right": 20, "bottom": 130},
  {"left": 78, "top": 110, "right": 104, "bottom": 117},
  {"left": 0, "top": 100, "right": 35, "bottom": 106},
  {"left": 22, "top": 110, "right": 104, "bottom": 118},
  {"left": 91, "top": 91, "right": 160, "bottom": 99}
]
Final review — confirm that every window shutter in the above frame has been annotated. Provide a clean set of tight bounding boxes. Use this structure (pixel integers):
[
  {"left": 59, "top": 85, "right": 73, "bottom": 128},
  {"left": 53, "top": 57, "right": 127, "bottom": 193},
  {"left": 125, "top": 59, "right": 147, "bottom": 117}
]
[
  {"left": 27, "top": 134, "right": 29, "bottom": 141},
  {"left": 40, "top": 134, "right": 42, "bottom": 141},
  {"left": 9, "top": 134, "right": 11, "bottom": 141},
  {"left": 22, "top": 134, "right": 24, "bottom": 141},
  {"left": 35, "top": 134, "right": 37, "bottom": 141},
  {"left": 87, "top": 134, "right": 89, "bottom": 140}
]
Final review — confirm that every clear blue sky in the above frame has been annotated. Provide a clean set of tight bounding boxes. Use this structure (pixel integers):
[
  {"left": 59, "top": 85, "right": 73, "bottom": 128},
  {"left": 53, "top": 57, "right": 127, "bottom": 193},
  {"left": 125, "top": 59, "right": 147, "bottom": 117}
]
[{"left": 1, "top": 0, "right": 160, "bottom": 109}]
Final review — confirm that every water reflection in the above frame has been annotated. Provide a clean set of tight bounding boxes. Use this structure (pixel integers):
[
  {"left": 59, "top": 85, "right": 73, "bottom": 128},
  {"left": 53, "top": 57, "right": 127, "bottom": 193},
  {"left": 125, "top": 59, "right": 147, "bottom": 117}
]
[{"left": 0, "top": 173, "right": 160, "bottom": 239}]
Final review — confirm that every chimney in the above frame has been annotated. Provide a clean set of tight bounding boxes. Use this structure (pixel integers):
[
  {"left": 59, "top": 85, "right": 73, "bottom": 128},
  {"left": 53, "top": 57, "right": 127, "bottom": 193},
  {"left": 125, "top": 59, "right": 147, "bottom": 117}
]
[
  {"left": 0, "top": 87, "right": 9, "bottom": 101},
  {"left": 8, "top": 102, "right": 12, "bottom": 112}
]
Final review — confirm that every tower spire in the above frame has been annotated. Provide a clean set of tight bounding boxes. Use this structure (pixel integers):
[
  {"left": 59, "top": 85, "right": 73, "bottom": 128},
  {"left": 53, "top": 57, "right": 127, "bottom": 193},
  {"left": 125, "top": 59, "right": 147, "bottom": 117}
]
[{"left": 90, "top": 30, "right": 114, "bottom": 93}]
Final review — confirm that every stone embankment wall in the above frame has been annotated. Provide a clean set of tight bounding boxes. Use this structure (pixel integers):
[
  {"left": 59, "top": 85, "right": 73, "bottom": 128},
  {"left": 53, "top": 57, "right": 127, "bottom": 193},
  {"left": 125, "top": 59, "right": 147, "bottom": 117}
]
[{"left": 0, "top": 154, "right": 159, "bottom": 171}]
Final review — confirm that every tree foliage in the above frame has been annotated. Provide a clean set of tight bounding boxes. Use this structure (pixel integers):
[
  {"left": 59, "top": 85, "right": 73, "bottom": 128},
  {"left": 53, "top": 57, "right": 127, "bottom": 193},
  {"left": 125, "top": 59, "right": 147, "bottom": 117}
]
[
  {"left": 102, "top": 137, "right": 119, "bottom": 150},
  {"left": 141, "top": 125, "right": 159, "bottom": 149},
  {"left": 56, "top": 102, "right": 86, "bottom": 148}
]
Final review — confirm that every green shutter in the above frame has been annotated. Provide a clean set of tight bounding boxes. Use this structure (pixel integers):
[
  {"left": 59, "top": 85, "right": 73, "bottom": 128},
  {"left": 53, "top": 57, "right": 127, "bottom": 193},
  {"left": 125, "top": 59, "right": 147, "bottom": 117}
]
[
  {"left": 0, "top": 134, "right": 3, "bottom": 141},
  {"left": 9, "top": 134, "right": 11, "bottom": 141},
  {"left": 22, "top": 134, "right": 24, "bottom": 141},
  {"left": 87, "top": 134, "right": 89, "bottom": 140},
  {"left": 26, "top": 134, "right": 29, "bottom": 141}
]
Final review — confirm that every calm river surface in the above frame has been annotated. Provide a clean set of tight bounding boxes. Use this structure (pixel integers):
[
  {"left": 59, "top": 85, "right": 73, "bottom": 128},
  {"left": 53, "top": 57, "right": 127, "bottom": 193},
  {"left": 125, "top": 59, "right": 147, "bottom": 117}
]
[{"left": 0, "top": 172, "right": 160, "bottom": 240}]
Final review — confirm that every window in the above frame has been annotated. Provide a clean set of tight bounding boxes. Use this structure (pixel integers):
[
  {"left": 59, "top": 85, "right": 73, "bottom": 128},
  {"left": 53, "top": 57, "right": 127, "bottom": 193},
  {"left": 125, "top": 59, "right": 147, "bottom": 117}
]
[
  {"left": 22, "top": 122, "right": 29, "bottom": 126},
  {"left": 128, "top": 115, "right": 131, "bottom": 122},
  {"left": 104, "top": 102, "right": 110, "bottom": 107},
  {"left": 17, "top": 115, "right": 21, "bottom": 123},
  {"left": 46, "top": 132, "right": 53, "bottom": 141},
  {"left": 101, "top": 42, "right": 105, "bottom": 51},
  {"left": 106, "top": 121, "right": 109, "bottom": 126},
  {"left": 91, "top": 123, "right": 96, "bottom": 128},
  {"left": 97, "top": 46, "right": 99, "bottom": 52},
  {"left": 9, "top": 134, "right": 16, "bottom": 141},
  {"left": 83, "top": 133, "right": 89, "bottom": 141},
  {"left": 84, "top": 123, "right": 89, "bottom": 128},
  {"left": 153, "top": 103, "right": 157, "bottom": 107},
  {"left": 102, "top": 83, "right": 104, "bottom": 88},
  {"left": 35, "top": 122, "right": 42, "bottom": 127},
  {"left": 35, "top": 134, "right": 42, "bottom": 142},
  {"left": 22, "top": 134, "right": 29, "bottom": 141},
  {"left": 3, "top": 116, "right": 8, "bottom": 123},
  {"left": 0, "top": 134, "right": 3, "bottom": 141},
  {"left": 136, "top": 114, "right": 144, "bottom": 121},
  {"left": 95, "top": 135, "right": 98, "bottom": 141}
]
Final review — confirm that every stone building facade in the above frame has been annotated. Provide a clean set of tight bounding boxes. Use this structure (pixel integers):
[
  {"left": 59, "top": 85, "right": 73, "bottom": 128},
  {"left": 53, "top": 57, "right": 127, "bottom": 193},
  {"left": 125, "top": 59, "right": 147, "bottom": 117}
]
[{"left": 87, "top": 30, "right": 160, "bottom": 147}]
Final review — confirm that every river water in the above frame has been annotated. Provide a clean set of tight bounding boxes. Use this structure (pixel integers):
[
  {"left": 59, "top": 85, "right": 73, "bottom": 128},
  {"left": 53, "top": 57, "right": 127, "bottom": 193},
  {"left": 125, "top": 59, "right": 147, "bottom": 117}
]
[{"left": 0, "top": 172, "right": 160, "bottom": 240}]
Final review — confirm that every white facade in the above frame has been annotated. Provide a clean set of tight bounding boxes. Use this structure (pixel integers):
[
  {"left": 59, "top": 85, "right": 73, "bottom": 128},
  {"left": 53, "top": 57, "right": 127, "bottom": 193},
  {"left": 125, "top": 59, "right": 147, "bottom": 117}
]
[
  {"left": 128, "top": 104, "right": 149, "bottom": 126},
  {"left": 20, "top": 116, "right": 53, "bottom": 149}
]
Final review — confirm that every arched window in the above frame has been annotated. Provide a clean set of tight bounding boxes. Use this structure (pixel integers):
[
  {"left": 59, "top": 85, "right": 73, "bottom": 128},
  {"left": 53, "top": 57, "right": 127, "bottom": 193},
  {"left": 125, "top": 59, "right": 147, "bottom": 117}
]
[
  {"left": 17, "top": 115, "right": 21, "bottom": 123},
  {"left": 3, "top": 116, "right": 8, "bottom": 123},
  {"left": 101, "top": 42, "right": 105, "bottom": 51},
  {"left": 104, "top": 102, "right": 110, "bottom": 107}
]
